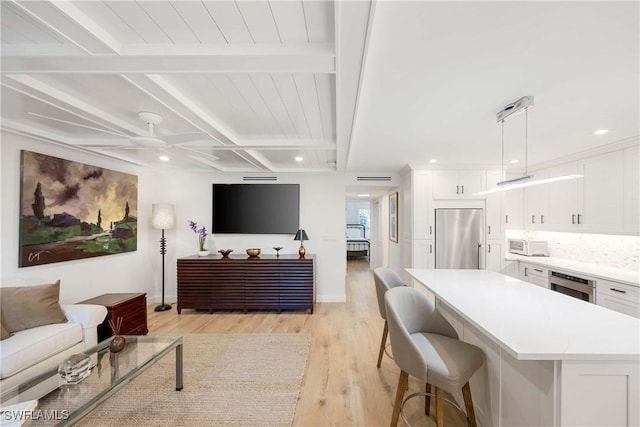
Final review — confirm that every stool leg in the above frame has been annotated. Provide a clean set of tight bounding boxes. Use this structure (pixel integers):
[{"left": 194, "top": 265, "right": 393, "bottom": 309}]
[
  {"left": 462, "top": 382, "right": 477, "bottom": 427},
  {"left": 377, "top": 321, "right": 388, "bottom": 368},
  {"left": 435, "top": 387, "right": 444, "bottom": 427},
  {"left": 425, "top": 382, "right": 431, "bottom": 415},
  {"left": 390, "top": 370, "right": 408, "bottom": 427}
]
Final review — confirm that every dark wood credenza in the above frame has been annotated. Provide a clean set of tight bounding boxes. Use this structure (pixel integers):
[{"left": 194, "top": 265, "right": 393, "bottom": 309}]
[{"left": 177, "top": 254, "right": 315, "bottom": 314}]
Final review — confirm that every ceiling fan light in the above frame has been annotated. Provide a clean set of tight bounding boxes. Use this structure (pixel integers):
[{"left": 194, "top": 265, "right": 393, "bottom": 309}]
[{"left": 159, "top": 155, "right": 170, "bottom": 162}]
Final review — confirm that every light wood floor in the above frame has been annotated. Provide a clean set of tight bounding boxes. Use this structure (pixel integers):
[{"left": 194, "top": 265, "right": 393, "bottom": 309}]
[{"left": 147, "top": 259, "right": 467, "bottom": 427}]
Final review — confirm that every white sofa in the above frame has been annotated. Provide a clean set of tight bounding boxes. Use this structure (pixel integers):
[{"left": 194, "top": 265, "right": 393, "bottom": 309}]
[{"left": 0, "top": 304, "right": 107, "bottom": 401}]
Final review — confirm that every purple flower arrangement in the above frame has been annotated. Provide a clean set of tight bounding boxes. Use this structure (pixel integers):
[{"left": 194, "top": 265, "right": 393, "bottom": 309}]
[{"left": 188, "top": 220, "right": 208, "bottom": 251}]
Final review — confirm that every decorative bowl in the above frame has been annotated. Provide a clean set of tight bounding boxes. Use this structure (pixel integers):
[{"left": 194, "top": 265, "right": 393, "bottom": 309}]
[
  {"left": 246, "top": 248, "right": 261, "bottom": 257},
  {"left": 218, "top": 249, "right": 233, "bottom": 257}
]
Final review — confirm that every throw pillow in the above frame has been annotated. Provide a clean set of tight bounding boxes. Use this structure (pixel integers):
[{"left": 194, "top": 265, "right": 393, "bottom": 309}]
[
  {"left": 1, "top": 318, "right": 13, "bottom": 340},
  {"left": 1, "top": 281, "right": 67, "bottom": 333}
]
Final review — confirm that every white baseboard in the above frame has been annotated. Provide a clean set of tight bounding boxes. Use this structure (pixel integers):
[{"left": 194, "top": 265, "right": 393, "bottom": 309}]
[{"left": 316, "top": 294, "right": 346, "bottom": 303}]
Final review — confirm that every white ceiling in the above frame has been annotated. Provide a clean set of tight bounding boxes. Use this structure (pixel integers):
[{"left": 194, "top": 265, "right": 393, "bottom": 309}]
[{"left": 1, "top": 1, "right": 638, "bottom": 179}]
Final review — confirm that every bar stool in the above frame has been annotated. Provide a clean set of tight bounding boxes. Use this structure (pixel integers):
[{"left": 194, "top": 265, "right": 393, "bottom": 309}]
[
  {"left": 384, "top": 286, "right": 485, "bottom": 427},
  {"left": 372, "top": 268, "right": 405, "bottom": 367}
]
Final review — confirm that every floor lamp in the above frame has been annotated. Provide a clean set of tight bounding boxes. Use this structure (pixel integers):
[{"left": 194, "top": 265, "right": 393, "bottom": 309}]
[{"left": 152, "top": 203, "right": 175, "bottom": 312}]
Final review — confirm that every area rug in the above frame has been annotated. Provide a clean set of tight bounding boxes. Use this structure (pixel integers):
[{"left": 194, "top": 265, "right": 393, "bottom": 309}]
[{"left": 41, "top": 334, "right": 310, "bottom": 426}]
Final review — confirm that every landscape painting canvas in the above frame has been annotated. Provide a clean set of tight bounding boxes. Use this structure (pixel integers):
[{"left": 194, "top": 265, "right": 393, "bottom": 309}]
[{"left": 19, "top": 150, "right": 138, "bottom": 267}]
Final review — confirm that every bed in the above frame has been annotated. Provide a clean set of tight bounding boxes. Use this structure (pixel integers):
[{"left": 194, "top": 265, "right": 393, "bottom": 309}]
[{"left": 346, "top": 224, "right": 370, "bottom": 261}]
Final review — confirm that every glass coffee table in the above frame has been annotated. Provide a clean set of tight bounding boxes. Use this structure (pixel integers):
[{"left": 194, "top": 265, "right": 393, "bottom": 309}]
[{"left": 0, "top": 335, "right": 182, "bottom": 426}]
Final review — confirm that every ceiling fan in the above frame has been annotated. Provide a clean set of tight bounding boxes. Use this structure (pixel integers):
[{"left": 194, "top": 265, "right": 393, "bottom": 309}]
[{"left": 29, "top": 111, "right": 214, "bottom": 150}]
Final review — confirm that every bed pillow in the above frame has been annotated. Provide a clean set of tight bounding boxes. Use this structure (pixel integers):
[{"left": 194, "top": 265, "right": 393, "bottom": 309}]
[
  {"left": 346, "top": 228, "right": 363, "bottom": 239},
  {"left": 0, "top": 281, "right": 67, "bottom": 333}
]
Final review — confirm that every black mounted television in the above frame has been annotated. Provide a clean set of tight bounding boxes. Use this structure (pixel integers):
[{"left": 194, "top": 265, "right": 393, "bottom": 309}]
[{"left": 212, "top": 184, "right": 300, "bottom": 234}]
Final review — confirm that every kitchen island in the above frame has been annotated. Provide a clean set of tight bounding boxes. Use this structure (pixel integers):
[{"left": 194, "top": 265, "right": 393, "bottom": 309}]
[{"left": 406, "top": 269, "right": 640, "bottom": 427}]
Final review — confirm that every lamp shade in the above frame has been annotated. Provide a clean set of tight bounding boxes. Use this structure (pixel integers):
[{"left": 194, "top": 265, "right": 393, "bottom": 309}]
[
  {"left": 294, "top": 229, "right": 309, "bottom": 241},
  {"left": 151, "top": 204, "right": 176, "bottom": 230}
]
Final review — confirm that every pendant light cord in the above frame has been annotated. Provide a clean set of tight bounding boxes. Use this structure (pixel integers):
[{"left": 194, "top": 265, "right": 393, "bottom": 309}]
[
  {"left": 501, "top": 120, "right": 505, "bottom": 181},
  {"left": 525, "top": 108, "right": 528, "bottom": 176}
]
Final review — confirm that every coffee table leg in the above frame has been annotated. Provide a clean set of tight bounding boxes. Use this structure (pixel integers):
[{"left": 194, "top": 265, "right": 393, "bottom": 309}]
[{"left": 175, "top": 343, "right": 183, "bottom": 391}]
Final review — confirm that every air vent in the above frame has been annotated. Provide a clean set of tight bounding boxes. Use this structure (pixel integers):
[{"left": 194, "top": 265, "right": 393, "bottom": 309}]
[
  {"left": 242, "top": 176, "right": 277, "bottom": 181},
  {"left": 356, "top": 176, "right": 392, "bottom": 182}
]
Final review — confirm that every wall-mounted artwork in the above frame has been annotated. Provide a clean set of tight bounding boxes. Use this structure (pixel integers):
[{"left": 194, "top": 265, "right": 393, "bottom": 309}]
[
  {"left": 19, "top": 150, "right": 138, "bottom": 267},
  {"left": 389, "top": 192, "right": 398, "bottom": 243}
]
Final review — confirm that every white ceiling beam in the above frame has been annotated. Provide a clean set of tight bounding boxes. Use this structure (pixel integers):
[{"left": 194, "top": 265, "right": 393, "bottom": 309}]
[
  {"left": 9, "top": 0, "right": 118, "bottom": 55},
  {"left": 335, "top": 0, "right": 373, "bottom": 172},
  {"left": 123, "top": 74, "right": 236, "bottom": 145},
  {"left": 2, "top": 44, "right": 336, "bottom": 74},
  {"left": 46, "top": 0, "right": 122, "bottom": 54},
  {"left": 4, "top": 74, "right": 146, "bottom": 136}
]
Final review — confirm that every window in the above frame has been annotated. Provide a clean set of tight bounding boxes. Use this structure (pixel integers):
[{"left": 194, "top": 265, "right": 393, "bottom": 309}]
[{"left": 358, "top": 208, "right": 370, "bottom": 227}]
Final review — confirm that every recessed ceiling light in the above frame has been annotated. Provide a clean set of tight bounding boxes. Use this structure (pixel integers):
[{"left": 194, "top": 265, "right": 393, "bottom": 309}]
[
  {"left": 429, "top": 159, "right": 437, "bottom": 164},
  {"left": 159, "top": 155, "right": 170, "bottom": 162},
  {"left": 593, "top": 129, "right": 609, "bottom": 135},
  {"left": 509, "top": 159, "right": 519, "bottom": 164},
  {"left": 357, "top": 193, "right": 370, "bottom": 198},
  {"left": 295, "top": 156, "right": 304, "bottom": 162}
]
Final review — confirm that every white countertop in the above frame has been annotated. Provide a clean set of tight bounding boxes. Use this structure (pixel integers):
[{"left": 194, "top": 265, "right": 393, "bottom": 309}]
[
  {"left": 406, "top": 269, "right": 640, "bottom": 361},
  {"left": 505, "top": 253, "right": 640, "bottom": 286}
]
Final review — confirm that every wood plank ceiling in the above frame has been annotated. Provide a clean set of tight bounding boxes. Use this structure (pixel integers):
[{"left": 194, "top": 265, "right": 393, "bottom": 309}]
[{"left": 1, "top": 1, "right": 365, "bottom": 173}]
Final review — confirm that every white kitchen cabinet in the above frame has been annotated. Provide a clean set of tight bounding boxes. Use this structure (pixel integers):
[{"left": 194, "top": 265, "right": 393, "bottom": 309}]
[
  {"left": 579, "top": 150, "right": 624, "bottom": 233},
  {"left": 519, "top": 262, "right": 549, "bottom": 288},
  {"left": 596, "top": 279, "right": 640, "bottom": 318},
  {"left": 486, "top": 241, "right": 504, "bottom": 273},
  {"left": 412, "top": 171, "right": 434, "bottom": 239},
  {"left": 432, "top": 170, "right": 486, "bottom": 199},
  {"left": 505, "top": 260, "right": 519, "bottom": 279},
  {"left": 486, "top": 171, "right": 504, "bottom": 238},
  {"left": 541, "top": 149, "right": 625, "bottom": 234},
  {"left": 523, "top": 170, "right": 547, "bottom": 230},
  {"left": 413, "top": 240, "right": 435, "bottom": 268},
  {"left": 623, "top": 145, "right": 639, "bottom": 234},
  {"left": 504, "top": 174, "right": 524, "bottom": 230},
  {"left": 546, "top": 162, "right": 579, "bottom": 230}
]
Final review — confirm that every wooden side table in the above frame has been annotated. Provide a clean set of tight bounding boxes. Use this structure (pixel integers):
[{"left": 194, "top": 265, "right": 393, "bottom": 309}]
[{"left": 79, "top": 293, "right": 149, "bottom": 342}]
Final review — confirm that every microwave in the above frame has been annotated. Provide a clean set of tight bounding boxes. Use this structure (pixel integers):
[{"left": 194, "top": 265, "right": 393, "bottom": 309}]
[{"left": 508, "top": 239, "right": 549, "bottom": 256}]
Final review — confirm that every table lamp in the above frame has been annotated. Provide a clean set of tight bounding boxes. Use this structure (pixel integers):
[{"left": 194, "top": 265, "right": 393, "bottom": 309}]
[{"left": 294, "top": 229, "right": 309, "bottom": 258}]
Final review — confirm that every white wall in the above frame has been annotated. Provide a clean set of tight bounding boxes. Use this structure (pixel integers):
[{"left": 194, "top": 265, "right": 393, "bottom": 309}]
[
  {"left": 155, "top": 171, "right": 347, "bottom": 303},
  {"left": 1, "top": 133, "right": 348, "bottom": 304}
]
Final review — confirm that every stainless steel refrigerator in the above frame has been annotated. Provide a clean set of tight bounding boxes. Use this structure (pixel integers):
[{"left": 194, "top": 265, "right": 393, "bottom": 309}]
[{"left": 434, "top": 208, "right": 483, "bottom": 269}]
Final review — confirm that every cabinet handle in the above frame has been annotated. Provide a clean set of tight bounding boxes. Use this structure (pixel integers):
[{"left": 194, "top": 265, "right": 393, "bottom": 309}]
[
  {"left": 577, "top": 214, "right": 582, "bottom": 225},
  {"left": 505, "top": 215, "right": 509, "bottom": 224},
  {"left": 488, "top": 244, "right": 492, "bottom": 253},
  {"left": 456, "top": 185, "right": 460, "bottom": 194},
  {"left": 572, "top": 214, "right": 576, "bottom": 224},
  {"left": 429, "top": 225, "right": 432, "bottom": 235},
  {"left": 461, "top": 185, "right": 464, "bottom": 194},
  {"left": 610, "top": 288, "right": 627, "bottom": 294},
  {"left": 488, "top": 225, "right": 492, "bottom": 235},
  {"left": 540, "top": 215, "right": 545, "bottom": 224},
  {"left": 534, "top": 268, "right": 543, "bottom": 273},
  {"left": 524, "top": 267, "right": 529, "bottom": 276},
  {"left": 429, "top": 244, "right": 433, "bottom": 254},
  {"left": 531, "top": 215, "right": 536, "bottom": 224}
]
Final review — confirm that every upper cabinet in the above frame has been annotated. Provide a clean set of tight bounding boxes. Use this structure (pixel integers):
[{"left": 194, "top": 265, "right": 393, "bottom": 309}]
[
  {"left": 486, "top": 170, "right": 505, "bottom": 238},
  {"left": 432, "top": 170, "right": 486, "bottom": 199},
  {"left": 525, "top": 146, "right": 638, "bottom": 235},
  {"left": 623, "top": 145, "right": 639, "bottom": 234},
  {"left": 523, "top": 169, "right": 548, "bottom": 230}
]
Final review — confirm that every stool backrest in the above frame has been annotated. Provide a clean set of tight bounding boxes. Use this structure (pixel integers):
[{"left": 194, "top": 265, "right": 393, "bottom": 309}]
[{"left": 373, "top": 268, "right": 405, "bottom": 320}]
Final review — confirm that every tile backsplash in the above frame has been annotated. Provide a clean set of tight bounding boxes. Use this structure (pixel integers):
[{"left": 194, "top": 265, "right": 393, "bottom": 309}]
[{"left": 505, "top": 230, "right": 639, "bottom": 271}]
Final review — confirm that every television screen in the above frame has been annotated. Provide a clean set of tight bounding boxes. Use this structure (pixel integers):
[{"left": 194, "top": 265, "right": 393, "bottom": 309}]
[{"left": 212, "top": 184, "right": 300, "bottom": 234}]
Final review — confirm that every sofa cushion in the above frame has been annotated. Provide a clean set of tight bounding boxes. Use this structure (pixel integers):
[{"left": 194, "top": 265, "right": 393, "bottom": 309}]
[
  {"left": 0, "top": 322, "right": 83, "bottom": 379},
  {"left": 1, "top": 281, "right": 67, "bottom": 333}
]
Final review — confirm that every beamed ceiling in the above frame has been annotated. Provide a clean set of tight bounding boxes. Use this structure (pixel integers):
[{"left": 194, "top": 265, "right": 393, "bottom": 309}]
[{"left": 1, "top": 1, "right": 638, "bottom": 179}]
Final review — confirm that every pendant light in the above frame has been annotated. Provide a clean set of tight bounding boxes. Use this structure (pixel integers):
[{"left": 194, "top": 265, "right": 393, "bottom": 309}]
[{"left": 475, "top": 96, "right": 583, "bottom": 196}]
